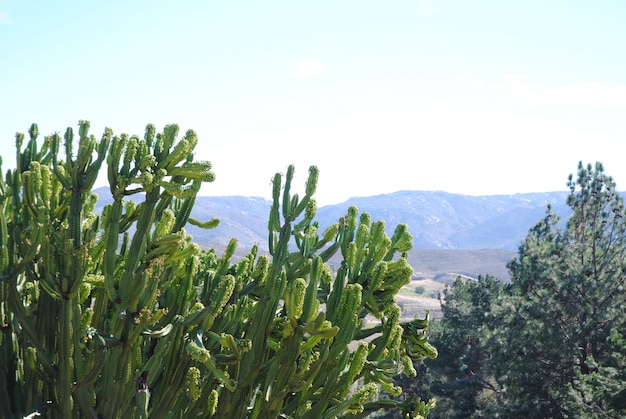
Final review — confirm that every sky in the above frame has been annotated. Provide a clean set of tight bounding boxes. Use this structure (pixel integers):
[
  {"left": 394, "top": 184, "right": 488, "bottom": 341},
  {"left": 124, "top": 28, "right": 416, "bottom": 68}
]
[{"left": 1, "top": 1, "right": 625, "bottom": 206}]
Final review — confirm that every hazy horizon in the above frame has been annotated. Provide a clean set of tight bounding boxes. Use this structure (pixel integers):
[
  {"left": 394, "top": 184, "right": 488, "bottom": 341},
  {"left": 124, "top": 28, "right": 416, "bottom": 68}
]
[{"left": 2, "top": 1, "right": 625, "bottom": 206}]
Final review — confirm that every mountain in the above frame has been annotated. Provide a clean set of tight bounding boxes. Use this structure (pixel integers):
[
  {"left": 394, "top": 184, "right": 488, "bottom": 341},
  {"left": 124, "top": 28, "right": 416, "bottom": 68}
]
[
  {"left": 92, "top": 188, "right": 576, "bottom": 281},
  {"left": 320, "top": 191, "right": 571, "bottom": 251},
  {"left": 93, "top": 188, "right": 571, "bottom": 251},
  {"left": 93, "top": 188, "right": 272, "bottom": 250}
]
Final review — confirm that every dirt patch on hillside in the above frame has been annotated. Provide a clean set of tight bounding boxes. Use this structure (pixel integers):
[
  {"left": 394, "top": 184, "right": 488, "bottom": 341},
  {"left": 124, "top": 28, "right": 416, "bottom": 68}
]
[{"left": 396, "top": 279, "right": 445, "bottom": 320}]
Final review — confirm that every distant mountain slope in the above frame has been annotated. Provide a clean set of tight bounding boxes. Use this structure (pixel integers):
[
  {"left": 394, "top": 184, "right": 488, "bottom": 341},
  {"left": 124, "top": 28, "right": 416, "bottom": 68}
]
[
  {"left": 93, "top": 188, "right": 272, "bottom": 251},
  {"left": 407, "top": 248, "right": 516, "bottom": 282},
  {"left": 93, "top": 188, "right": 572, "bottom": 252},
  {"left": 184, "top": 196, "right": 271, "bottom": 249},
  {"left": 92, "top": 188, "right": 585, "bottom": 281},
  {"left": 316, "top": 191, "right": 571, "bottom": 251}
]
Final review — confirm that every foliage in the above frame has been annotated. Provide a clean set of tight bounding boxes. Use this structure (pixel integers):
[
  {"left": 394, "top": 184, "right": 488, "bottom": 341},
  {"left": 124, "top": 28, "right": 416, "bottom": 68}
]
[
  {"left": 0, "top": 122, "right": 436, "bottom": 418},
  {"left": 567, "top": 328, "right": 626, "bottom": 417},
  {"left": 413, "top": 162, "right": 626, "bottom": 418},
  {"left": 378, "top": 160, "right": 626, "bottom": 419},
  {"left": 392, "top": 276, "right": 506, "bottom": 419},
  {"left": 430, "top": 275, "right": 507, "bottom": 418},
  {"left": 487, "top": 162, "right": 626, "bottom": 417}
]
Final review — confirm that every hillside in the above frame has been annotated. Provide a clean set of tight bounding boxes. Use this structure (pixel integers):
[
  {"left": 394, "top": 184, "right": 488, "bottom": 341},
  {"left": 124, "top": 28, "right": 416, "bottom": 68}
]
[
  {"left": 408, "top": 248, "right": 515, "bottom": 282},
  {"left": 317, "top": 191, "right": 571, "bottom": 250},
  {"left": 93, "top": 188, "right": 572, "bottom": 282}
]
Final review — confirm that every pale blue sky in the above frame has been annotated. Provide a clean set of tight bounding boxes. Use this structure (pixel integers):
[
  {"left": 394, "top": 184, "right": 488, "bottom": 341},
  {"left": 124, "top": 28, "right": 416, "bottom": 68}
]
[{"left": 1, "top": 1, "right": 625, "bottom": 205}]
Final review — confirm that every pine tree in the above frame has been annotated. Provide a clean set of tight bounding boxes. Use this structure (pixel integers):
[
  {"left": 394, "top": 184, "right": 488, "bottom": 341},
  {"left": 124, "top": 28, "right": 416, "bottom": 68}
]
[
  {"left": 490, "top": 162, "right": 626, "bottom": 417},
  {"left": 410, "top": 275, "right": 507, "bottom": 419}
]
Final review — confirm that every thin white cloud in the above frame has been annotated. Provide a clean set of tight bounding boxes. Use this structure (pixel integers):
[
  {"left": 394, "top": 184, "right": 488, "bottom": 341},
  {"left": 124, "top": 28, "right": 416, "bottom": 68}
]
[
  {"left": 495, "top": 75, "right": 626, "bottom": 107},
  {"left": 288, "top": 59, "right": 327, "bottom": 80},
  {"left": 0, "top": 10, "right": 9, "bottom": 24}
]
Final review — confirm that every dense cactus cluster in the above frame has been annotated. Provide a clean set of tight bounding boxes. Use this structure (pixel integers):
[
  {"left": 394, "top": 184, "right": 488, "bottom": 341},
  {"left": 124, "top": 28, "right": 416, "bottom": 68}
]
[{"left": 0, "top": 122, "right": 436, "bottom": 418}]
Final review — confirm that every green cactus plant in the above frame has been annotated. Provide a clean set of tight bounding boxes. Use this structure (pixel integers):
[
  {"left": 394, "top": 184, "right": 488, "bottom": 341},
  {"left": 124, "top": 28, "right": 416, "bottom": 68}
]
[{"left": 0, "top": 121, "right": 436, "bottom": 418}]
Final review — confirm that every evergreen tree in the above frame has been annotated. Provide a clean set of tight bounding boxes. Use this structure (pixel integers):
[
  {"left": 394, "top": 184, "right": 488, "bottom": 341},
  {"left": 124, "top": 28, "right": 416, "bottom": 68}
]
[
  {"left": 568, "top": 327, "right": 626, "bottom": 417},
  {"left": 489, "top": 162, "right": 626, "bottom": 418},
  {"left": 387, "top": 275, "right": 507, "bottom": 419},
  {"left": 423, "top": 275, "right": 506, "bottom": 418}
]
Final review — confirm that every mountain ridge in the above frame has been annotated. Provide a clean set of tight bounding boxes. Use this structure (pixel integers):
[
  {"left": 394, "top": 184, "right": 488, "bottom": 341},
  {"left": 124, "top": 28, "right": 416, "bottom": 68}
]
[
  {"left": 93, "top": 188, "right": 582, "bottom": 281},
  {"left": 94, "top": 188, "right": 573, "bottom": 252}
]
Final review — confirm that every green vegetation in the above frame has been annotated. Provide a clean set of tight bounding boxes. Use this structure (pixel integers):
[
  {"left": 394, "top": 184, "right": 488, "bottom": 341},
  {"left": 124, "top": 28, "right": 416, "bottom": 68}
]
[
  {"left": 0, "top": 122, "right": 436, "bottom": 418},
  {"left": 404, "top": 162, "right": 626, "bottom": 418},
  {"left": 6, "top": 120, "right": 621, "bottom": 419}
]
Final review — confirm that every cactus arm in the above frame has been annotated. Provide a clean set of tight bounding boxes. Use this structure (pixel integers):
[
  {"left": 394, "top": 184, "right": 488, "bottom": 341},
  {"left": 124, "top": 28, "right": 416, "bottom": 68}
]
[
  {"left": 171, "top": 184, "right": 198, "bottom": 232},
  {"left": 84, "top": 126, "right": 112, "bottom": 188},
  {"left": 103, "top": 199, "right": 122, "bottom": 302},
  {"left": 118, "top": 188, "right": 159, "bottom": 309},
  {"left": 56, "top": 299, "right": 74, "bottom": 416},
  {"left": 281, "top": 165, "right": 295, "bottom": 221},
  {"left": 5, "top": 282, "right": 55, "bottom": 377},
  {"left": 300, "top": 257, "right": 322, "bottom": 324},
  {"left": 49, "top": 132, "right": 71, "bottom": 190},
  {"left": 268, "top": 173, "right": 282, "bottom": 256},
  {"left": 0, "top": 203, "right": 8, "bottom": 278},
  {"left": 294, "top": 166, "right": 318, "bottom": 214}
]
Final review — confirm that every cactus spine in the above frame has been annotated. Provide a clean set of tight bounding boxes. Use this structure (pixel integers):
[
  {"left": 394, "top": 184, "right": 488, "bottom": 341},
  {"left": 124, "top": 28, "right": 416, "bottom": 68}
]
[{"left": 0, "top": 123, "right": 435, "bottom": 418}]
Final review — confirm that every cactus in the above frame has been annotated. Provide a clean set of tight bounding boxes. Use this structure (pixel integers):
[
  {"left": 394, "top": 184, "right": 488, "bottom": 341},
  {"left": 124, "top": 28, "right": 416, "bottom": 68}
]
[{"left": 0, "top": 122, "right": 436, "bottom": 418}]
